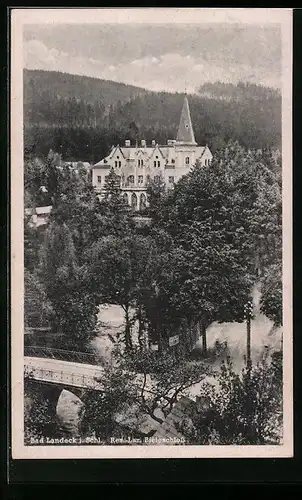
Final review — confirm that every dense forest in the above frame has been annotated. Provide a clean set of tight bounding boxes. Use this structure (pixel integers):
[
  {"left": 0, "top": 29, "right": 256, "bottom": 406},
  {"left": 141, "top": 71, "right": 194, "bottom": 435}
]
[{"left": 24, "top": 69, "right": 281, "bottom": 163}]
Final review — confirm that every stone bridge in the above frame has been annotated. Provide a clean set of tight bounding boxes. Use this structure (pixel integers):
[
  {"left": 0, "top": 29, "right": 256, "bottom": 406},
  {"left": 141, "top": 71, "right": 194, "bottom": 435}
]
[
  {"left": 24, "top": 346, "right": 105, "bottom": 391},
  {"left": 24, "top": 346, "right": 106, "bottom": 422}
]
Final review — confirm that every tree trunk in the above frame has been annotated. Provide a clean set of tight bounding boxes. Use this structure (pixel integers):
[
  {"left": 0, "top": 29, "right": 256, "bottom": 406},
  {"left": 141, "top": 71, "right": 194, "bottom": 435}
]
[
  {"left": 149, "top": 411, "right": 164, "bottom": 425},
  {"left": 138, "top": 308, "right": 145, "bottom": 350},
  {"left": 124, "top": 304, "right": 132, "bottom": 351},
  {"left": 182, "top": 318, "right": 191, "bottom": 355},
  {"left": 157, "top": 326, "right": 163, "bottom": 354},
  {"left": 201, "top": 321, "right": 207, "bottom": 355}
]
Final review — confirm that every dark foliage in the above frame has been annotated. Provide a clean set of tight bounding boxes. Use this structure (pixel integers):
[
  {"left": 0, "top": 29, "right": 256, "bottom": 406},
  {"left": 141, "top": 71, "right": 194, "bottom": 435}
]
[
  {"left": 180, "top": 351, "right": 283, "bottom": 445},
  {"left": 24, "top": 70, "right": 281, "bottom": 162}
]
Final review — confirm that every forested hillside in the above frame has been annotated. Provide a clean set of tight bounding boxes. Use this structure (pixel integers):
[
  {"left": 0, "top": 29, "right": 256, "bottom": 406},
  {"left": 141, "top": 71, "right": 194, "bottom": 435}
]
[
  {"left": 24, "top": 69, "right": 149, "bottom": 114},
  {"left": 24, "top": 69, "right": 281, "bottom": 163}
]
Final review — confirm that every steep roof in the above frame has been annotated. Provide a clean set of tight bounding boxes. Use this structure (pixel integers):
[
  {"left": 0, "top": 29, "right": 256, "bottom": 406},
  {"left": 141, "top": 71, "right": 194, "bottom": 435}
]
[
  {"left": 176, "top": 95, "right": 197, "bottom": 145},
  {"left": 93, "top": 146, "right": 172, "bottom": 167}
]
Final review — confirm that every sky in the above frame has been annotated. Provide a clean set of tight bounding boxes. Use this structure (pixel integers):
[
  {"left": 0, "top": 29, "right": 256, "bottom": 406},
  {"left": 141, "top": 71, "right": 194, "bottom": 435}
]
[{"left": 23, "top": 22, "right": 281, "bottom": 93}]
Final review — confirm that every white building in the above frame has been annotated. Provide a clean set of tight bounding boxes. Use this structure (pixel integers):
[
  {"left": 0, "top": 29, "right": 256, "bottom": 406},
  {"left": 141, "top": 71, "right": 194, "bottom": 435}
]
[
  {"left": 92, "top": 95, "right": 213, "bottom": 211},
  {"left": 25, "top": 206, "right": 52, "bottom": 227}
]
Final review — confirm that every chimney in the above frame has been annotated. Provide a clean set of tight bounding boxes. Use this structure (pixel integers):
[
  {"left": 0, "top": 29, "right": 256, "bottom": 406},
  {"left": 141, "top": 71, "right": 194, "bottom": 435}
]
[
  {"left": 152, "top": 140, "right": 156, "bottom": 147},
  {"left": 141, "top": 139, "right": 146, "bottom": 147},
  {"left": 125, "top": 139, "right": 131, "bottom": 147}
]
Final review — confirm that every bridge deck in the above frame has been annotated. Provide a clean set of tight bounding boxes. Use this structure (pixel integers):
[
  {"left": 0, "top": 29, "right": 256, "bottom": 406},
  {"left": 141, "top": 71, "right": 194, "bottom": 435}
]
[{"left": 24, "top": 357, "right": 105, "bottom": 390}]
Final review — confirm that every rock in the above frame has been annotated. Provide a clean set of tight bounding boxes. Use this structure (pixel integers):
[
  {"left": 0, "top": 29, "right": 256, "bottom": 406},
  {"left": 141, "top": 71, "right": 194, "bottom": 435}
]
[{"left": 56, "top": 389, "right": 84, "bottom": 436}]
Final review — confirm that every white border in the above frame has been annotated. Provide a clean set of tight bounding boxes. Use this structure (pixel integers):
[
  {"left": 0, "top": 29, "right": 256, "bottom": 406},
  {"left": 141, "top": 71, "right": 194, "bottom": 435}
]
[{"left": 11, "top": 8, "right": 293, "bottom": 459}]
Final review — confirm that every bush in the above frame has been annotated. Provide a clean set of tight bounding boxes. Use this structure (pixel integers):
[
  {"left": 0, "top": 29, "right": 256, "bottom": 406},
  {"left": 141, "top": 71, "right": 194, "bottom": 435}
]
[
  {"left": 181, "top": 351, "right": 283, "bottom": 445},
  {"left": 24, "top": 377, "right": 61, "bottom": 444}
]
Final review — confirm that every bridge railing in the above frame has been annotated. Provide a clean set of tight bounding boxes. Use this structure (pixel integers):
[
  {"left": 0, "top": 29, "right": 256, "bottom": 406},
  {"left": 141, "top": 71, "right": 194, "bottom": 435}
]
[
  {"left": 25, "top": 365, "right": 103, "bottom": 390},
  {"left": 24, "top": 346, "right": 100, "bottom": 366}
]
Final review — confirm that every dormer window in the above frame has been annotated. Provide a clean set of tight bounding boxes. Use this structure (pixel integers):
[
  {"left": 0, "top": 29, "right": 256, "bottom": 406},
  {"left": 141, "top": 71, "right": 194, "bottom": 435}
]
[{"left": 157, "top": 161, "right": 160, "bottom": 168}]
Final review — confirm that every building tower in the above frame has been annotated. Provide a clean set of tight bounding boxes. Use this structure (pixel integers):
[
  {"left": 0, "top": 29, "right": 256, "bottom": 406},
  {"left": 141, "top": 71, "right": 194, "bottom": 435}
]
[
  {"left": 91, "top": 93, "right": 213, "bottom": 210},
  {"left": 174, "top": 94, "right": 199, "bottom": 175},
  {"left": 176, "top": 94, "right": 197, "bottom": 146}
]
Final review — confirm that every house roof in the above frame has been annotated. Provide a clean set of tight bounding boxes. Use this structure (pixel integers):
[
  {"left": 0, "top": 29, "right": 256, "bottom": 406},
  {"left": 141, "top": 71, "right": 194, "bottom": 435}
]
[
  {"left": 93, "top": 146, "right": 166, "bottom": 167},
  {"left": 93, "top": 145, "right": 208, "bottom": 168},
  {"left": 25, "top": 206, "right": 52, "bottom": 216}
]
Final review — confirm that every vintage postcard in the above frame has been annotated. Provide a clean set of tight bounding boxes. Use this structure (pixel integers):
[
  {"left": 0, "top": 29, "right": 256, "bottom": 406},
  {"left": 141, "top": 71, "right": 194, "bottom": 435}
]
[{"left": 11, "top": 8, "right": 293, "bottom": 459}]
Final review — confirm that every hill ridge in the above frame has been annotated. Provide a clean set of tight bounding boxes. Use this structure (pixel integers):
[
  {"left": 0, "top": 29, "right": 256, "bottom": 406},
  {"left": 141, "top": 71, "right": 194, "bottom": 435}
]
[{"left": 24, "top": 69, "right": 282, "bottom": 163}]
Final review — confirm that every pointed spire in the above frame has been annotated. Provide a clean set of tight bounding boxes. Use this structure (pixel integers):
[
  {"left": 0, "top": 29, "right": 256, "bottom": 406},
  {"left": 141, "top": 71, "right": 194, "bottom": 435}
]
[{"left": 176, "top": 94, "right": 197, "bottom": 145}]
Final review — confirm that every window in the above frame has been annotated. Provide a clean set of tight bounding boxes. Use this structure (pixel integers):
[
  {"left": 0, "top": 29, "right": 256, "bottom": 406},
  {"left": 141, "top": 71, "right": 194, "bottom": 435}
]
[
  {"left": 140, "top": 193, "right": 147, "bottom": 210},
  {"left": 154, "top": 175, "right": 160, "bottom": 182},
  {"left": 97, "top": 175, "right": 102, "bottom": 184},
  {"left": 131, "top": 192, "right": 137, "bottom": 210},
  {"left": 123, "top": 193, "right": 129, "bottom": 205},
  {"left": 138, "top": 159, "right": 144, "bottom": 167},
  {"left": 128, "top": 175, "right": 134, "bottom": 184},
  {"left": 138, "top": 175, "right": 143, "bottom": 184},
  {"left": 138, "top": 160, "right": 140, "bottom": 167},
  {"left": 168, "top": 176, "right": 174, "bottom": 184},
  {"left": 154, "top": 160, "right": 157, "bottom": 168},
  {"left": 141, "top": 159, "right": 143, "bottom": 167},
  {"left": 171, "top": 159, "right": 175, "bottom": 164},
  {"left": 157, "top": 161, "right": 160, "bottom": 168},
  {"left": 185, "top": 157, "right": 190, "bottom": 165},
  {"left": 146, "top": 175, "right": 150, "bottom": 183},
  {"left": 118, "top": 161, "right": 121, "bottom": 168},
  {"left": 156, "top": 156, "right": 158, "bottom": 159},
  {"left": 115, "top": 161, "right": 118, "bottom": 168},
  {"left": 117, "top": 156, "right": 119, "bottom": 159}
]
